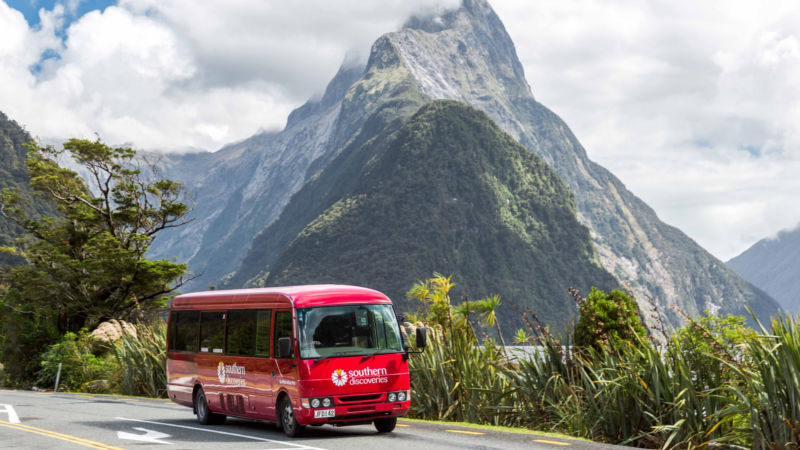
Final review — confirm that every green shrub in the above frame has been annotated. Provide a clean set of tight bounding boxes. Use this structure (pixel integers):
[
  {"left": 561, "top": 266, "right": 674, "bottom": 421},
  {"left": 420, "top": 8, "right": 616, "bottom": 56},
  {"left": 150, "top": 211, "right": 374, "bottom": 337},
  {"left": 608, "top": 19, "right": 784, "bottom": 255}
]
[
  {"left": 35, "top": 330, "right": 115, "bottom": 392},
  {"left": 674, "top": 311, "right": 754, "bottom": 389},
  {"left": 573, "top": 287, "right": 646, "bottom": 349},
  {"left": 0, "top": 297, "right": 59, "bottom": 387}
]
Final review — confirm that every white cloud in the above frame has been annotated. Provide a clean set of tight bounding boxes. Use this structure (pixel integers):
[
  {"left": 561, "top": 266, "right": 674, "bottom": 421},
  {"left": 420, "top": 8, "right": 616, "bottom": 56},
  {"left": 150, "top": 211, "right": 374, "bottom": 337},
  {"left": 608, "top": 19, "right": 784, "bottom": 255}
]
[
  {"left": 492, "top": 0, "right": 800, "bottom": 259},
  {"left": 0, "top": 0, "right": 458, "bottom": 151}
]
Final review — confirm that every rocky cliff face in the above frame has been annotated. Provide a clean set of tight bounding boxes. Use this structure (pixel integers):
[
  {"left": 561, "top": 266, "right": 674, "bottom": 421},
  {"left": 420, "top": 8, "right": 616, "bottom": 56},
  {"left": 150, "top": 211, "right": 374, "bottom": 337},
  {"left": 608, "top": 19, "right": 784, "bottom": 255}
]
[
  {"left": 150, "top": 0, "right": 778, "bottom": 326},
  {"left": 728, "top": 225, "right": 800, "bottom": 313}
]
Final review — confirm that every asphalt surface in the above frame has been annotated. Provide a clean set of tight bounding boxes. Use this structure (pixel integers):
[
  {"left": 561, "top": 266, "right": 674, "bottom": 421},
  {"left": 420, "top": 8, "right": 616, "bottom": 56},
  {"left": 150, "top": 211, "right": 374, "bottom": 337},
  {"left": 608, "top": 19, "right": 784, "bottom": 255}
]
[{"left": 0, "top": 389, "right": 626, "bottom": 449}]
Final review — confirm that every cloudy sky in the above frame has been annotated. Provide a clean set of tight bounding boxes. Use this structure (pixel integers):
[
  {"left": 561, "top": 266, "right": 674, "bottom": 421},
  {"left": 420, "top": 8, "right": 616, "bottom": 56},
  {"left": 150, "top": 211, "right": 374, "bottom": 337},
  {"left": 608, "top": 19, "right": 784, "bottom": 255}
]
[{"left": 2, "top": 0, "right": 799, "bottom": 261}]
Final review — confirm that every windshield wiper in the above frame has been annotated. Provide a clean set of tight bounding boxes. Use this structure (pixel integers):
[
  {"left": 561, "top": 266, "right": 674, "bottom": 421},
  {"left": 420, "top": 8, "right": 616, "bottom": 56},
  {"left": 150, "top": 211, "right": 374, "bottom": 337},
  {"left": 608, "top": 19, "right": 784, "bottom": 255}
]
[
  {"left": 313, "top": 351, "right": 365, "bottom": 364},
  {"left": 360, "top": 349, "right": 403, "bottom": 361}
]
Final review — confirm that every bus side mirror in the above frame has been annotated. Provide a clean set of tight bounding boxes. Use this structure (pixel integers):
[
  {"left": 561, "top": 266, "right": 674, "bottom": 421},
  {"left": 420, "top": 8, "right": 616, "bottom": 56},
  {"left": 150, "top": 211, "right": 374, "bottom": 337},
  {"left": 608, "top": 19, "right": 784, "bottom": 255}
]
[
  {"left": 415, "top": 327, "right": 427, "bottom": 349},
  {"left": 279, "top": 337, "right": 293, "bottom": 358}
]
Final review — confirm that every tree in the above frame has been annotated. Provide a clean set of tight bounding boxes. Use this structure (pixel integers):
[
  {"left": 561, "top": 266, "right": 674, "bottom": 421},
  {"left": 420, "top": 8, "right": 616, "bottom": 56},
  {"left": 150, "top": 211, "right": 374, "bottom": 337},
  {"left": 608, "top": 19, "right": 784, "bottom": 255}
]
[
  {"left": 573, "top": 287, "right": 646, "bottom": 349},
  {"left": 406, "top": 273, "right": 455, "bottom": 327},
  {"left": 0, "top": 139, "right": 192, "bottom": 335},
  {"left": 475, "top": 294, "right": 507, "bottom": 353}
]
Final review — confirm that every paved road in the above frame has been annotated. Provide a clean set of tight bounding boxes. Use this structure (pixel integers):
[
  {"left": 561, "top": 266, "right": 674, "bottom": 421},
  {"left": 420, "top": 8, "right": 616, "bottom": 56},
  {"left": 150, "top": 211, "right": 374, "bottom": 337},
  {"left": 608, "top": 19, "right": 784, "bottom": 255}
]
[{"left": 0, "top": 389, "right": 624, "bottom": 449}]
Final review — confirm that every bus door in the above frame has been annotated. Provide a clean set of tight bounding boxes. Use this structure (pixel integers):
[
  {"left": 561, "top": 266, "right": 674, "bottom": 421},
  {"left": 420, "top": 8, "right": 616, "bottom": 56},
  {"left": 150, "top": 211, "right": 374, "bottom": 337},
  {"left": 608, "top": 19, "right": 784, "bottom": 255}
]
[
  {"left": 224, "top": 309, "right": 272, "bottom": 418},
  {"left": 198, "top": 311, "right": 226, "bottom": 406},
  {"left": 272, "top": 309, "right": 299, "bottom": 409}
]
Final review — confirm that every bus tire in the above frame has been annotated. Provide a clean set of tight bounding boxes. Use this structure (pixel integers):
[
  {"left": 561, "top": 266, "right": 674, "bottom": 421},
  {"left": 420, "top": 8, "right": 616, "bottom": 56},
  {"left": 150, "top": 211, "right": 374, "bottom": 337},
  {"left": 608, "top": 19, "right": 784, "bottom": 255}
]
[
  {"left": 374, "top": 417, "right": 397, "bottom": 433},
  {"left": 279, "top": 396, "right": 304, "bottom": 437},
  {"left": 195, "top": 388, "right": 226, "bottom": 425}
]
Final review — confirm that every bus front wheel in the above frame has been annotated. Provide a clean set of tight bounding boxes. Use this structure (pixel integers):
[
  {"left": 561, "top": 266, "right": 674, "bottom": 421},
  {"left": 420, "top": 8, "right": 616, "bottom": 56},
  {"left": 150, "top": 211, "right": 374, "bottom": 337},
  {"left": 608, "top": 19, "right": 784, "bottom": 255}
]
[
  {"left": 195, "top": 388, "right": 226, "bottom": 425},
  {"left": 279, "top": 396, "right": 305, "bottom": 437},
  {"left": 374, "top": 417, "right": 397, "bottom": 433}
]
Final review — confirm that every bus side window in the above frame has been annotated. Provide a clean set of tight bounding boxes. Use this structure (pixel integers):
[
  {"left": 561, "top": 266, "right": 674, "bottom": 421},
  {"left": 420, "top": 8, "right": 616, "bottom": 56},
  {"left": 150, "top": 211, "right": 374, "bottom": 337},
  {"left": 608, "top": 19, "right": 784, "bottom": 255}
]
[
  {"left": 255, "top": 310, "right": 272, "bottom": 357},
  {"left": 173, "top": 311, "right": 199, "bottom": 352},
  {"left": 226, "top": 310, "right": 256, "bottom": 356},
  {"left": 168, "top": 311, "right": 176, "bottom": 351},
  {"left": 200, "top": 311, "right": 225, "bottom": 353},
  {"left": 273, "top": 311, "right": 292, "bottom": 358}
]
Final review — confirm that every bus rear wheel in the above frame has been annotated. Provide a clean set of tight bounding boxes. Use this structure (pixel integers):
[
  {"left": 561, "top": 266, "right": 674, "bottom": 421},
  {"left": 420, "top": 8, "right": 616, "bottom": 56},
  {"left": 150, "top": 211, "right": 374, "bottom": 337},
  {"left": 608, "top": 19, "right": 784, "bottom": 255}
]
[
  {"left": 195, "top": 388, "right": 226, "bottom": 425},
  {"left": 374, "top": 417, "right": 397, "bottom": 433}
]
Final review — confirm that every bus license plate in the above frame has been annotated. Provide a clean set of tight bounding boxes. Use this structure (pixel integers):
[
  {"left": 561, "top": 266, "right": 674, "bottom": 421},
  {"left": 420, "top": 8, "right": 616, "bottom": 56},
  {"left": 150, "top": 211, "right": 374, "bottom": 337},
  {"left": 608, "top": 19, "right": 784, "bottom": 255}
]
[{"left": 314, "top": 408, "right": 335, "bottom": 418}]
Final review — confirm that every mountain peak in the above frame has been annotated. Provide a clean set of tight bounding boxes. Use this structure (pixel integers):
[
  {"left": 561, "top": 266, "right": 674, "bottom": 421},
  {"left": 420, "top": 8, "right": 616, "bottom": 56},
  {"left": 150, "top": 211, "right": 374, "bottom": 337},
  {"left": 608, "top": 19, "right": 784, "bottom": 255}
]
[
  {"left": 403, "top": 0, "right": 493, "bottom": 33},
  {"left": 369, "top": 0, "right": 532, "bottom": 141}
]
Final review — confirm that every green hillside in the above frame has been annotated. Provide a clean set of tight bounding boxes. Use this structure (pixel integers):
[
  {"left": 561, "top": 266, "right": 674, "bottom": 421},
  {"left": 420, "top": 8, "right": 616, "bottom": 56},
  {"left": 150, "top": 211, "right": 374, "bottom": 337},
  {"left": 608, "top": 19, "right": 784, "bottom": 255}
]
[
  {"left": 0, "top": 112, "right": 54, "bottom": 265},
  {"left": 238, "top": 100, "right": 618, "bottom": 334}
]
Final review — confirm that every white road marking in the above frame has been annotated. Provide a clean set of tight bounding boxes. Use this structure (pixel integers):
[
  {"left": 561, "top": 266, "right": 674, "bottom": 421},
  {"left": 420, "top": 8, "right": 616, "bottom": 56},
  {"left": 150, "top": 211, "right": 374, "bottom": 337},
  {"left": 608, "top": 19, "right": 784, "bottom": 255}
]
[
  {"left": 0, "top": 404, "right": 20, "bottom": 423},
  {"left": 117, "top": 427, "right": 172, "bottom": 445},
  {"left": 116, "top": 417, "right": 325, "bottom": 450}
]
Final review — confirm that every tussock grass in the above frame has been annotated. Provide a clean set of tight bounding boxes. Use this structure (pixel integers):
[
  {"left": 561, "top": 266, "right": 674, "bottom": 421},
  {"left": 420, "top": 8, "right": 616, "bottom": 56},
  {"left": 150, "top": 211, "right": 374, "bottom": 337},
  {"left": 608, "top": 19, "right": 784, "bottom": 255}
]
[{"left": 112, "top": 320, "right": 167, "bottom": 398}]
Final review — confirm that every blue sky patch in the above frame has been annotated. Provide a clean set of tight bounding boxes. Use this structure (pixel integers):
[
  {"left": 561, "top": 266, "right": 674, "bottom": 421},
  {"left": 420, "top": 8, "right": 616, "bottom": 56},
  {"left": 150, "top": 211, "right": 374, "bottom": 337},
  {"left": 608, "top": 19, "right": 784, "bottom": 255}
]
[{"left": 7, "top": 0, "right": 116, "bottom": 28}]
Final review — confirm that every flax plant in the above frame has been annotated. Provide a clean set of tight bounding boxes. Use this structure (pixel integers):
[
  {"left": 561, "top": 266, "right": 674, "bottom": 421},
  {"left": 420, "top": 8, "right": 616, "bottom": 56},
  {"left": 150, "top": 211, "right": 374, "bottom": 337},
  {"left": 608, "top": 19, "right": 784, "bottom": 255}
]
[
  {"left": 408, "top": 324, "right": 513, "bottom": 424},
  {"left": 406, "top": 274, "right": 514, "bottom": 424},
  {"left": 734, "top": 312, "right": 800, "bottom": 449},
  {"left": 113, "top": 320, "right": 167, "bottom": 398}
]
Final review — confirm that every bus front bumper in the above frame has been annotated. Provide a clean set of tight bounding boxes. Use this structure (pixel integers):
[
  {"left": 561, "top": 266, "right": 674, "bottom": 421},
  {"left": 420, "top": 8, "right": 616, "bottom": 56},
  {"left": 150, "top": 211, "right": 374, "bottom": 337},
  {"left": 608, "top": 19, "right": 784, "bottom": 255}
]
[{"left": 297, "top": 400, "right": 410, "bottom": 425}]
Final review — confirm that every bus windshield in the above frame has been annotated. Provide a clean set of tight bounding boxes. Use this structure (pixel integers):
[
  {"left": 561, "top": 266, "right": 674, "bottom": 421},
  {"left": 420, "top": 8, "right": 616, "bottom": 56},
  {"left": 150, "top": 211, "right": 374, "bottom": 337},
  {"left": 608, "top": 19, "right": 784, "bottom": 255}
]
[{"left": 297, "top": 304, "right": 404, "bottom": 359}]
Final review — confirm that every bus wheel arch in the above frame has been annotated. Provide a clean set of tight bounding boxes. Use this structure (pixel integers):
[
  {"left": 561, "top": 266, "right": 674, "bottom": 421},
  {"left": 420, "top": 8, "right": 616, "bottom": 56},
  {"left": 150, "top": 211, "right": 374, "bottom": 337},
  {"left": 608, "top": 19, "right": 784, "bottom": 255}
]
[
  {"left": 277, "top": 392, "right": 304, "bottom": 437},
  {"left": 275, "top": 390, "right": 289, "bottom": 429},
  {"left": 194, "top": 385, "right": 226, "bottom": 425},
  {"left": 192, "top": 384, "right": 202, "bottom": 414}
]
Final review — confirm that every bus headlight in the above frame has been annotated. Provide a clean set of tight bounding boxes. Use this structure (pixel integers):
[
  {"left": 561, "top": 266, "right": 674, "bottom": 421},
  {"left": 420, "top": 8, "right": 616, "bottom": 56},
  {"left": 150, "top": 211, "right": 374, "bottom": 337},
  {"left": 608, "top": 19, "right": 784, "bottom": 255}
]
[
  {"left": 386, "top": 390, "right": 409, "bottom": 402},
  {"left": 303, "top": 397, "right": 333, "bottom": 409}
]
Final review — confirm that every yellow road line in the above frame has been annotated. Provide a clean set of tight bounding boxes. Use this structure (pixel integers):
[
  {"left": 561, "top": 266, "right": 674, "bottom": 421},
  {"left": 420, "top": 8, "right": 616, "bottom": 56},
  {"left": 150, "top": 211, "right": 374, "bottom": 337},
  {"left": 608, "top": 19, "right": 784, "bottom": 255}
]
[
  {"left": 0, "top": 420, "right": 122, "bottom": 449},
  {"left": 446, "top": 429, "right": 485, "bottom": 435},
  {"left": 76, "top": 395, "right": 95, "bottom": 399},
  {"left": 396, "top": 423, "right": 410, "bottom": 427},
  {"left": 533, "top": 439, "right": 570, "bottom": 446},
  {"left": 120, "top": 398, "right": 139, "bottom": 402},
  {"left": 0, "top": 389, "right": 16, "bottom": 392}
]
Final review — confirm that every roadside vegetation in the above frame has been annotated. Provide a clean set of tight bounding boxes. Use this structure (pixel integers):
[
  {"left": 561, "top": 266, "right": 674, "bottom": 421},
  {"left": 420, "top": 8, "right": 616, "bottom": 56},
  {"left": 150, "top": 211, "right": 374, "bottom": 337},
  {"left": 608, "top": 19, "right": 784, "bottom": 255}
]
[
  {"left": 405, "top": 273, "right": 800, "bottom": 449},
  {"left": 0, "top": 138, "right": 188, "bottom": 393}
]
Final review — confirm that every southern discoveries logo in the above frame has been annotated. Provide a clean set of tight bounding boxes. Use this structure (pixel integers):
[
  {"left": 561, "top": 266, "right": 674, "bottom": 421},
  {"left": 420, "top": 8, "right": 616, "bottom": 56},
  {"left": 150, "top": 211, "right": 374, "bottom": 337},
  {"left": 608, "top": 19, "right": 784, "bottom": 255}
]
[
  {"left": 218, "top": 361, "right": 246, "bottom": 386},
  {"left": 331, "top": 367, "right": 388, "bottom": 387}
]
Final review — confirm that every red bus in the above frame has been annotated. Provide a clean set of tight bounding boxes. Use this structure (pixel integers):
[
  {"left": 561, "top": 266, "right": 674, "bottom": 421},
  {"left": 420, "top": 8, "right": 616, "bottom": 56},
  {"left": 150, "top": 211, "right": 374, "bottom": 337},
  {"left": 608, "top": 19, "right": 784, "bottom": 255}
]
[{"left": 166, "top": 284, "right": 426, "bottom": 437}]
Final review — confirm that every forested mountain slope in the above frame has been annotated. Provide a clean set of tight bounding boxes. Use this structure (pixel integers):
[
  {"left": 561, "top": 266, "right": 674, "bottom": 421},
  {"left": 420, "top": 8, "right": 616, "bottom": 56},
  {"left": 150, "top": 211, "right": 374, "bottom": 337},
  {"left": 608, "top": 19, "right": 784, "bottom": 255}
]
[
  {"left": 237, "top": 101, "right": 618, "bottom": 332},
  {"left": 0, "top": 111, "right": 56, "bottom": 265}
]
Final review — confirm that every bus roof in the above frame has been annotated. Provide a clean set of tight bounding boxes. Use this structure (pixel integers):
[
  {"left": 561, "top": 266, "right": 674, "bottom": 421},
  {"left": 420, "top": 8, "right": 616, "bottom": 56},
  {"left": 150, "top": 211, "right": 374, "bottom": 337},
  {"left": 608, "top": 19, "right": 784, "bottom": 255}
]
[{"left": 171, "top": 284, "right": 393, "bottom": 310}]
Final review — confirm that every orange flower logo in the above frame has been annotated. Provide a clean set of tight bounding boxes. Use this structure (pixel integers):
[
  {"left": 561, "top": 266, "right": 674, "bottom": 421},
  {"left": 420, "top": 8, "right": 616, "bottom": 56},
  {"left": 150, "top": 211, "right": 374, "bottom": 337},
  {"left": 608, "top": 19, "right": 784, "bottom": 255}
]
[
  {"left": 331, "top": 369, "right": 348, "bottom": 387},
  {"left": 217, "top": 361, "right": 226, "bottom": 384}
]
